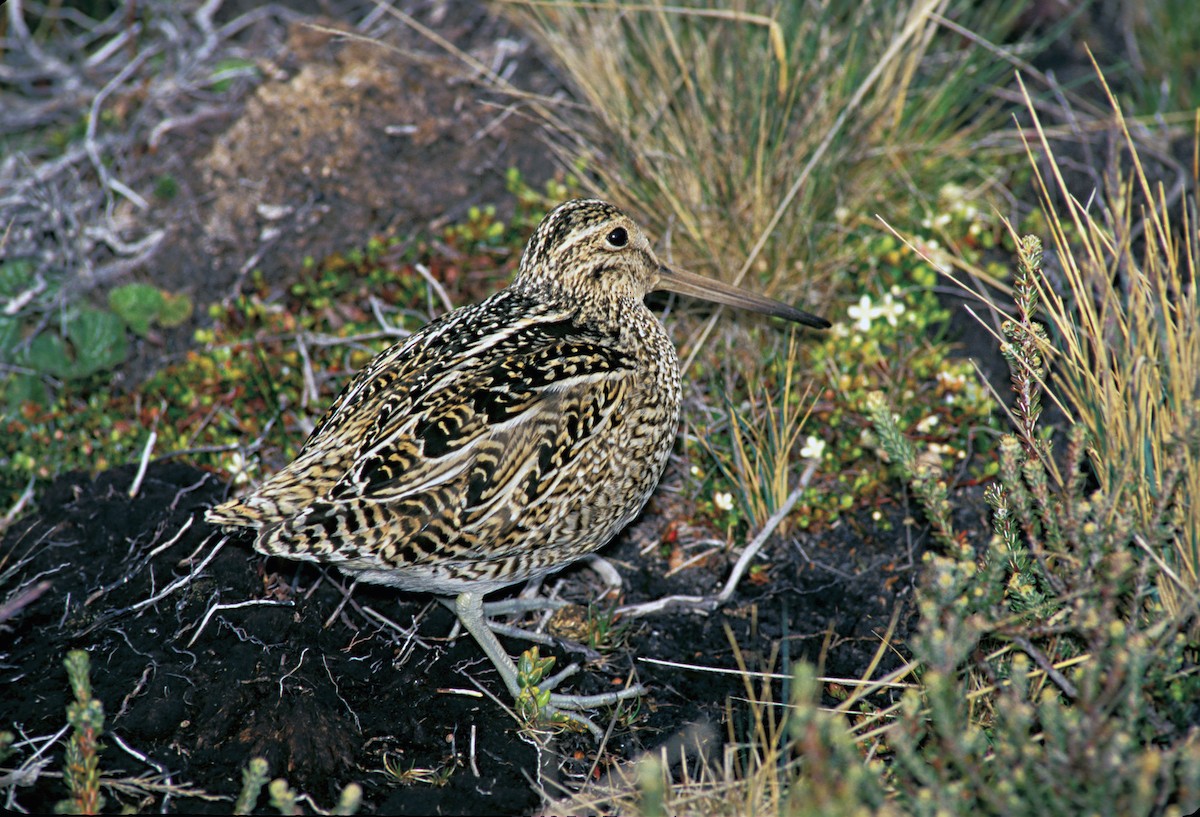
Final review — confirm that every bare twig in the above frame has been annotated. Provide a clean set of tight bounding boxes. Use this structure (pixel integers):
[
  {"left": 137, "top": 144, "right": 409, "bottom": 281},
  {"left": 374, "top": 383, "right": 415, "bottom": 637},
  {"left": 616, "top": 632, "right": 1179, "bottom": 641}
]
[
  {"left": 1, "top": 725, "right": 70, "bottom": 806},
  {"left": 322, "top": 654, "right": 363, "bottom": 733},
  {"left": 5, "top": 0, "right": 73, "bottom": 80},
  {"left": 2, "top": 271, "right": 46, "bottom": 315},
  {"left": 0, "top": 580, "right": 52, "bottom": 626},
  {"left": 186, "top": 598, "right": 294, "bottom": 647},
  {"left": 84, "top": 45, "right": 157, "bottom": 211},
  {"left": 127, "top": 428, "right": 159, "bottom": 499},
  {"left": 412, "top": 262, "right": 455, "bottom": 314},
  {"left": 1, "top": 477, "right": 37, "bottom": 534},
  {"left": 148, "top": 106, "right": 236, "bottom": 149},
  {"left": 128, "top": 533, "right": 226, "bottom": 614},
  {"left": 716, "top": 458, "right": 817, "bottom": 603},
  {"left": 617, "top": 593, "right": 715, "bottom": 618},
  {"left": 322, "top": 577, "right": 360, "bottom": 629},
  {"left": 620, "top": 458, "right": 819, "bottom": 618},
  {"left": 83, "top": 23, "right": 143, "bottom": 70},
  {"left": 294, "top": 333, "right": 320, "bottom": 408},
  {"left": 1008, "top": 634, "right": 1078, "bottom": 700}
]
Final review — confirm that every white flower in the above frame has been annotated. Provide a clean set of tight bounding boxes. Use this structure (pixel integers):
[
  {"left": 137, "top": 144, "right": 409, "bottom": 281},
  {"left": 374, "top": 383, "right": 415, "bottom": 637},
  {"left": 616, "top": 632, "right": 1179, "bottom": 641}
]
[
  {"left": 848, "top": 292, "right": 906, "bottom": 332},
  {"left": 939, "top": 182, "right": 966, "bottom": 204},
  {"left": 848, "top": 294, "right": 874, "bottom": 332},
  {"left": 226, "top": 451, "right": 253, "bottom": 486},
  {"left": 915, "top": 414, "right": 939, "bottom": 433},
  {"left": 877, "top": 293, "right": 906, "bottom": 326},
  {"left": 714, "top": 491, "right": 735, "bottom": 512},
  {"left": 800, "top": 435, "right": 826, "bottom": 459}
]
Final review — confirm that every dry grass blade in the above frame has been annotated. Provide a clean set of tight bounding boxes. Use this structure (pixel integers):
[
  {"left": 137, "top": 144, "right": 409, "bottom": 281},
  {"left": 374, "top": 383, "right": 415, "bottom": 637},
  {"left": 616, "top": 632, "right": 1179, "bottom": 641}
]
[
  {"left": 700, "top": 332, "right": 816, "bottom": 530},
  {"left": 1016, "top": 63, "right": 1200, "bottom": 615}
]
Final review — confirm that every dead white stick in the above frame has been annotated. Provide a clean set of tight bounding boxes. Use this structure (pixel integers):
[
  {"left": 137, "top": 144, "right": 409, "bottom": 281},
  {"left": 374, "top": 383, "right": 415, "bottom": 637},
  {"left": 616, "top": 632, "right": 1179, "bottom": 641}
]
[
  {"left": 716, "top": 457, "right": 820, "bottom": 603},
  {"left": 128, "top": 429, "right": 157, "bottom": 498}
]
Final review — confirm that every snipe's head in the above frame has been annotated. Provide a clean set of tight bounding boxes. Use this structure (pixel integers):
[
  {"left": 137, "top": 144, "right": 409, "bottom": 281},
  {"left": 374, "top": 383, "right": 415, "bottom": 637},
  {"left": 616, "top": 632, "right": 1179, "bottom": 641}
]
[{"left": 512, "top": 199, "right": 830, "bottom": 329}]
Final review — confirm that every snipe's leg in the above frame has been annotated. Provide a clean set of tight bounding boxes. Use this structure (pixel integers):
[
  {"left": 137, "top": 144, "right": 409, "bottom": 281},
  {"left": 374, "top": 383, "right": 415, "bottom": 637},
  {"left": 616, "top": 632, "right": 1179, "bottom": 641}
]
[{"left": 453, "top": 591, "right": 645, "bottom": 738}]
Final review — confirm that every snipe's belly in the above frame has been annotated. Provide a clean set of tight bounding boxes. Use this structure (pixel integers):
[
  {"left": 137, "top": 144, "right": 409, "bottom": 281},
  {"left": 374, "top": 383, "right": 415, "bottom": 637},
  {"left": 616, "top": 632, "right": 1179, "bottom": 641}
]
[{"left": 329, "top": 385, "right": 681, "bottom": 596}]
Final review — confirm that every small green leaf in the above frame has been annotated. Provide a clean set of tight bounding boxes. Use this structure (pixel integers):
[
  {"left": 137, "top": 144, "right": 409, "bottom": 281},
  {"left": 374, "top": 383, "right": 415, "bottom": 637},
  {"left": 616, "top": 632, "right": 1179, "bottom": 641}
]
[
  {"left": 22, "top": 332, "right": 73, "bottom": 378},
  {"left": 209, "top": 57, "right": 259, "bottom": 92},
  {"left": 109, "top": 283, "right": 163, "bottom": 337},
  {"left": 65, "top": 308, "right": 128, "bottom": 377}
]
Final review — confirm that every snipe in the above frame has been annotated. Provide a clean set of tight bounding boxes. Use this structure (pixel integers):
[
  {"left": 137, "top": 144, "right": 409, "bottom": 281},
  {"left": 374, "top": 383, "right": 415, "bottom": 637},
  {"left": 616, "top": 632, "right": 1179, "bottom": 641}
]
[{"left": 207, "top": 199, "right": 829, "bottom": 734}]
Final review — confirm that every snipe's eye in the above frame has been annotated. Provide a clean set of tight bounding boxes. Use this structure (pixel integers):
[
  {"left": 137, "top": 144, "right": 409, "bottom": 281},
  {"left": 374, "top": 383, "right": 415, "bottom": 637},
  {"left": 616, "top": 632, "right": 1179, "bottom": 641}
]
[{"left": 605, "top": 227, "right": 629, "bottom": 248}]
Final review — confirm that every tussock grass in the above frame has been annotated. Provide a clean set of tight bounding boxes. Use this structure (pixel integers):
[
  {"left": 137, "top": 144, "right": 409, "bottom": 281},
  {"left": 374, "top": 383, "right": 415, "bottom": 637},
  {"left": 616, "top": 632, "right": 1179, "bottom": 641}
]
[
  {"left": 501, "top": 0, "right": 1027, "bottom": 304},
  {"left": 1016, "top": 70, "right": 1200, "bottom": 619}
]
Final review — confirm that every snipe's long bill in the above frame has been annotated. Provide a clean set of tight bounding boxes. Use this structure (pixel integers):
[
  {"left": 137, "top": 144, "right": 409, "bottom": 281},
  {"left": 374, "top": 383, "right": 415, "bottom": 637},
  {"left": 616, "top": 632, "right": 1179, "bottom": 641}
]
[
  {"left": 206, "top": 198, "right": 829, "bottom": 737},
  {"left": 655, "top": 264, "right": 829, "bottom": 328}
]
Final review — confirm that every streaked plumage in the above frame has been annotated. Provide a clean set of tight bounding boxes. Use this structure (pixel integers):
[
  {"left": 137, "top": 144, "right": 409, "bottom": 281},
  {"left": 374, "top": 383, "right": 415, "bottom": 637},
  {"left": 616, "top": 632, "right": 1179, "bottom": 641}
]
[{"left": 207, "top": 199, "right": 828, "bottom": 732}]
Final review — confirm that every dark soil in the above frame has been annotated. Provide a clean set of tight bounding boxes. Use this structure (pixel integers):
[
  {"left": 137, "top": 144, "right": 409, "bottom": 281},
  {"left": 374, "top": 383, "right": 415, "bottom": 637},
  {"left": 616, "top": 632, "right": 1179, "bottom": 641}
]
[{"left": 0, "top": 457, "right": 936, "bottom": 814}]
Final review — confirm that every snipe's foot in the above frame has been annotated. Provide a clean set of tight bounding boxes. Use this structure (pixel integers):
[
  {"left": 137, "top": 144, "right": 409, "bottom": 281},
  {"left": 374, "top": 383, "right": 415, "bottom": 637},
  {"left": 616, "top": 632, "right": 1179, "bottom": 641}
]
[
  {"left": 470, "top": 595, "right": 604, "bottom": 662},
  {"left": 453, "top": 591, "right": 644, "bottom": 739}
]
